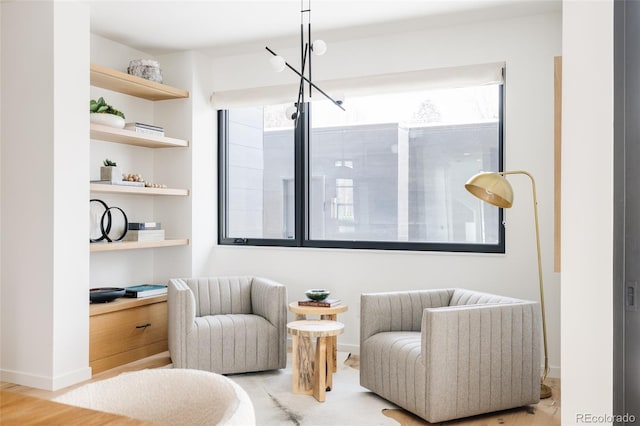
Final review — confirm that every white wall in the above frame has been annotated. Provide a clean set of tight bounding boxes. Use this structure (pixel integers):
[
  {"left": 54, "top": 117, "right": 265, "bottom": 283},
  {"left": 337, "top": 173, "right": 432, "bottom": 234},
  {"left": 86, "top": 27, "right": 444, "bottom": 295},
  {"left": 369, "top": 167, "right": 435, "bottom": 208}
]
[
  {"left": 1, "top": 1, "right": 91, "bottom": 390},
  {"left": 0, "top": 3, "right": 3, "bottom": 334},
  {"left": 206, "top": 11, "right": 563, "bottom": 375},
  {"left": 561, "top": 0, "right": 614, "bottom": 423},
  {"left": 153, "top": 49, "right": 216, "bottom": 281}
]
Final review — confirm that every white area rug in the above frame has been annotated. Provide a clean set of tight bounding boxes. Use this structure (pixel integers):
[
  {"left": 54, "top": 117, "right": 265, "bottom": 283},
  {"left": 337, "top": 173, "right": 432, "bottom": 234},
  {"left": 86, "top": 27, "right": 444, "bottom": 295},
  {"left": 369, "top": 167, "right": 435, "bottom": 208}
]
[{"left": 228, "top": 352, "right": 399, "bottom": 426}]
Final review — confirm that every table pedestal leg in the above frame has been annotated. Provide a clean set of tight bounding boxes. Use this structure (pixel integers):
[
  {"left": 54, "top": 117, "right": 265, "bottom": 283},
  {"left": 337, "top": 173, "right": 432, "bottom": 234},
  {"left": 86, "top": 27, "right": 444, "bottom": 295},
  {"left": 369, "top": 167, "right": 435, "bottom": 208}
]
[
  {"left": 313, "top": 336, "right": 328, "bottom": 402},
  {"left": 326, "top": 335, "right": 335, "bottom": 391},
  {"left": 321, "top": 314, "right": 339, "bottom": 373},
  {"left": 292, "top": 335, "right": 314, "bottom": 395}
]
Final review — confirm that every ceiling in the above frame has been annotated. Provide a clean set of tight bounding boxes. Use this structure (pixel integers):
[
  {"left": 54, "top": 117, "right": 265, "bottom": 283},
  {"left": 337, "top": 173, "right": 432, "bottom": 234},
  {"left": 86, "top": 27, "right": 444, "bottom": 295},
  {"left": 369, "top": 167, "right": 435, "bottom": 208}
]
[{"left": 87, "top": 0, "right": 561, "bottom": 57}]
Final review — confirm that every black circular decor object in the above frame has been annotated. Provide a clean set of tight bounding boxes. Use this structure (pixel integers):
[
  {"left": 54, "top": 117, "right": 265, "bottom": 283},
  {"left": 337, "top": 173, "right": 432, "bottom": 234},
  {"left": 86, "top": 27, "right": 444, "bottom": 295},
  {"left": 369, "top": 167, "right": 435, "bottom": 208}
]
[
  {"left": 90, "top": 287, "right": 125, "bottom": 303},
  {"left": 100, "top": 206, "right": 128, "bottom": 242},
  {"left": 90, "top": 199, "right": 111, "bottom": 242},
  {"left": 90, "top": 199, "right": 129, "bottom": 243}
]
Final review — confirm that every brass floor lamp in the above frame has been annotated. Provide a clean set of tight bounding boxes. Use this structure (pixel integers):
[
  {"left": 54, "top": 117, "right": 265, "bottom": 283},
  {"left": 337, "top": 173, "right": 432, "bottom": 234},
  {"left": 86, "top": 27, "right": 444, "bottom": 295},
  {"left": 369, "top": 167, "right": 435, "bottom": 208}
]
[{"left": 465, "top": 170, "right": 552, "bottom": 400}]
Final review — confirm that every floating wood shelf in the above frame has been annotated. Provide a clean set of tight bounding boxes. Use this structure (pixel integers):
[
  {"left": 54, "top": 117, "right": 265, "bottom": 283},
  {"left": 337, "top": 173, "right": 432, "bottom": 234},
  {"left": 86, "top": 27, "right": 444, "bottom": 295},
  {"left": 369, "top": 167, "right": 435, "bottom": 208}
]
[
  {"left": 90, "top": 123, "right": 188, "bottom": 148},
  {"left": 90, "top": 239, "right": 189, "bottom": 252},
  {"left": 90, "top": 64, "right": 189, "bottom": 101},
  {"left": 90, "top": 183, "right": 189, "bottom": 196}
]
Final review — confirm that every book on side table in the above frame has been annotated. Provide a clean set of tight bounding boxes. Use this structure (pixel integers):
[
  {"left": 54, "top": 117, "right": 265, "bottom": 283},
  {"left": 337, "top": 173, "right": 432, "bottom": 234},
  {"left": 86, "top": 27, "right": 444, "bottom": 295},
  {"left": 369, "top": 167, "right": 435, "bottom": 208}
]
[
  {"left": 124, "top": 284, "right": 168, "bottom": 298},
  {"left": 298, "top": 298, "right": 341, "bottom": 308}
]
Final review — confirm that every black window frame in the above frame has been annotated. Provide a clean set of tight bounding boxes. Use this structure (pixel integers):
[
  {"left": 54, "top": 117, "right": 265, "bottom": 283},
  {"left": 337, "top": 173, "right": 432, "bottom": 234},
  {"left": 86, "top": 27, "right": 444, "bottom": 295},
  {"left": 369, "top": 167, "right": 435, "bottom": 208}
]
[{"left": 218, "top": 84, "right": 505, "bottom": 253}]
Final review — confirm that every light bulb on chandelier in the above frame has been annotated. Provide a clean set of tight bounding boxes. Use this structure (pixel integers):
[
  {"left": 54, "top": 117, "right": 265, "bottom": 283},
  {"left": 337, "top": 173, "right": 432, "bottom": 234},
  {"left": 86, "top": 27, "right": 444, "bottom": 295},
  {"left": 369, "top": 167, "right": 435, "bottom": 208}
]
[
  {"left": 285, "top": 104, "right": 299, "bottom": 120},
  {"left": 311, "top": 40, "right": 327, "bottom": 56},
  {"left": 269, "top": 56, "right": 286, "bottom": 73},
  {"left": 264, "top": 0, "right": 345, "bottom": 121}
]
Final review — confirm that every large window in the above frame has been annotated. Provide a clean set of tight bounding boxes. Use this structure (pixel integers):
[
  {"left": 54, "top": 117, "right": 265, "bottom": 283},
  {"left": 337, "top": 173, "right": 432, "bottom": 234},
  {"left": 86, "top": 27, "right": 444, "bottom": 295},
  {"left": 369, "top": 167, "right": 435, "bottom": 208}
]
[{"left": 219, "top": 81, "right": 504, "bottom": 252}]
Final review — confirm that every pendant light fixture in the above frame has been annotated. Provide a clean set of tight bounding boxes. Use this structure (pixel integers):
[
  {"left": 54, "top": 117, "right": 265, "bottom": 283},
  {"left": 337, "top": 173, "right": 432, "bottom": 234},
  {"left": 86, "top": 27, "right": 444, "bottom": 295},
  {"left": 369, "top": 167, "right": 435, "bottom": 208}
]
[{"left": 265, "top": 0, "right": 345, "bottom": 120}]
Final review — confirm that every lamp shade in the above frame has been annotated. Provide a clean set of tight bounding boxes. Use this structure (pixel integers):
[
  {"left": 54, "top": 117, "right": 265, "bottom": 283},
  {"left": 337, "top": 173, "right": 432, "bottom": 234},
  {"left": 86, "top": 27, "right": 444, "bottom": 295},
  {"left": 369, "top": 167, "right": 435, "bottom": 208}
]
[{"left": 465, "top": 172, "right": 514, "bottom": 208}]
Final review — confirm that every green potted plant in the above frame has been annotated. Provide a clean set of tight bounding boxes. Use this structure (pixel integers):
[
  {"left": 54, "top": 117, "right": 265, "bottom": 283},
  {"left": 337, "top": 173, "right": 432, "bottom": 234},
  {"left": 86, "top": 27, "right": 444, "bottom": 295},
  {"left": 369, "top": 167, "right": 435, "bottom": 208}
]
[
  {"left": 100, "top": 158, "right": 121, "bottom": 183},
  {"left": 90, "top": 97, "right": 126, "bottom": 128}
]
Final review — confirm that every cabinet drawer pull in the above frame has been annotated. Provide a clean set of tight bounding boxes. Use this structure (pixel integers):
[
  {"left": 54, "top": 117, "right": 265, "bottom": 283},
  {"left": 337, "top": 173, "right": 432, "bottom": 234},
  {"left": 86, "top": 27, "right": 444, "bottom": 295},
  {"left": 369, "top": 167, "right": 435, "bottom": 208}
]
[{"left": 136, "top": 323, "right": 152, "bottom": 329}]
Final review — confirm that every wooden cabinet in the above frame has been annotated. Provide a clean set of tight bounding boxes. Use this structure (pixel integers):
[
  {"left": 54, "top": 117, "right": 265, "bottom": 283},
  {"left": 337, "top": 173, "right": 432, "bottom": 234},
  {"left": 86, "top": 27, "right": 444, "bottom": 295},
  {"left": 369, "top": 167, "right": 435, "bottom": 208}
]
[
  {"left": 90, "top": 296, "right": 168, "bottom": 374},
  {"left": 89, "top": 64, "right": 190, "bottom": 373}
]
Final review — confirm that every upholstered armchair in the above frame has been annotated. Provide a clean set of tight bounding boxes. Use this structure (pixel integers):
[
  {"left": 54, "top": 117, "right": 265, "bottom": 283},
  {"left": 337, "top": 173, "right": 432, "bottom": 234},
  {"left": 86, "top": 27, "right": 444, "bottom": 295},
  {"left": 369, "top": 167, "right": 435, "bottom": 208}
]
[
  {"left": 360, "top": 288, "right": 542, "bottom": 423},
  {"left": 168, "top": 276, "right": 287, "bottom": 374}
]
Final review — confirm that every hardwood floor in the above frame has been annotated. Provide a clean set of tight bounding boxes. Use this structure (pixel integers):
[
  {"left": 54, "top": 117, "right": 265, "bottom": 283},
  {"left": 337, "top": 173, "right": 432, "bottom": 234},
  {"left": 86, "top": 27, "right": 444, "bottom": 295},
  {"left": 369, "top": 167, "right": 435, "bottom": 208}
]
[
  {"left": 0, "top": 353, "right": 171, "bottom": 425},
  {"left": 0, "top": 390, "right": 155, "bottom": 425},
  {"left": 1, "top": 353, "right": 560, "bottom": 425},
  {"left": 0, "top": 351, "right": 171, "bottom": 400}
]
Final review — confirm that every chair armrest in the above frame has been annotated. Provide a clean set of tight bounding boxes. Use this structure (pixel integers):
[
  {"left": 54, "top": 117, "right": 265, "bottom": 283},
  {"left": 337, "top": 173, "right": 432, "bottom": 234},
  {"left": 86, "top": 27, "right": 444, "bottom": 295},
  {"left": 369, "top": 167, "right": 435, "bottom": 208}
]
[
  {"left": 251, "top": 277, "right": 288, "bottom": 370},
  {"left": 422, "top": 302, "right": 541, "bottom": 421},
  {"left": 250, "top": 277, "right": 287, "bottom": 328},
  {"left": 167, "top": 278, "right": 196, "bottom": 367},
  {"left": 360, "top": 289, "right": 453, "bottom": 344}
]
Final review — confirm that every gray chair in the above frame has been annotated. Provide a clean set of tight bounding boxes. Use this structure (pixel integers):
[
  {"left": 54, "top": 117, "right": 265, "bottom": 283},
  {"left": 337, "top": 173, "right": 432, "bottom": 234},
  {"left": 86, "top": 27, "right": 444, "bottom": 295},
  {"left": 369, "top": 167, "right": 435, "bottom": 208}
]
[
  {"left": 360, "top": 288, "right": 542, "bottom": 423},
  {"left": 168, "top": 276, "right": 287, "bottom": 374}
]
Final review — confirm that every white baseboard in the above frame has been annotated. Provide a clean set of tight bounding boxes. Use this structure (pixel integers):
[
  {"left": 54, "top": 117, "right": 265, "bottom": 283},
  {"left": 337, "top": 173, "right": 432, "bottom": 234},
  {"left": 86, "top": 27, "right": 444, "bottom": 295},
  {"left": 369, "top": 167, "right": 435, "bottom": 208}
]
[
  {"left": 336, "top": 342, "right": 360, "bottom": 355},
  {"left": 0, "top": 366, "right": 91, "bottom": 391},
  {"left": 547, "top": 365, "right": 561, "bottom": 379}
]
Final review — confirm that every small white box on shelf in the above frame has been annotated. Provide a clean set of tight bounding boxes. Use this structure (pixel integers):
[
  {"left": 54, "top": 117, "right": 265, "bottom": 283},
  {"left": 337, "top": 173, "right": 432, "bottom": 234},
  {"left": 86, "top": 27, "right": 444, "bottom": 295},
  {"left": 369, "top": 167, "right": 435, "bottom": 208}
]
[{"left": 124, "top": 229, "right": 165, "bottom": 242}]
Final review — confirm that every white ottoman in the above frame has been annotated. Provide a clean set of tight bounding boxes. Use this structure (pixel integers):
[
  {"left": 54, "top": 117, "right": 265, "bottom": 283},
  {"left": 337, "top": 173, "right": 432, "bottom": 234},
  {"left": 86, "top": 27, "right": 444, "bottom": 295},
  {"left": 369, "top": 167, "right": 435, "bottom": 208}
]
[{"left": 54, "top": 369, "right": 255, "bottom": 425}]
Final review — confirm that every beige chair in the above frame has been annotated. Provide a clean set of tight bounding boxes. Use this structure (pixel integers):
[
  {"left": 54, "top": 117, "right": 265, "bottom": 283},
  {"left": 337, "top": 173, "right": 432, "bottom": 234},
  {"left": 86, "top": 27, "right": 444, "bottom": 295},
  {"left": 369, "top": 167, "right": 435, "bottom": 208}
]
[
  {"left": 168, "top": 276, "right": 287, "bottom": 374},
  {"left": 360, "top": 288, "right": 542, "bottom": 423}
]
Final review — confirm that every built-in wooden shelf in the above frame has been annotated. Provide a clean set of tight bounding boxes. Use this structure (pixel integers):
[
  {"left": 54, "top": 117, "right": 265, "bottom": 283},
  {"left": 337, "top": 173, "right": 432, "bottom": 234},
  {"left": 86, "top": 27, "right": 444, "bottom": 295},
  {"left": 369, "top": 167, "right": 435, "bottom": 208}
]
[
  {"left": 90, "top": 239, "right": 189, "bottom": 253},
  {"left": 90, "top": 64, "right": 189, "bottom": 101},
  {"left": 88, "top": 63, "right": 188, "bottom": 373},
  {"left": 90, "top": 183, "right": 189, "bottom": 196},
  {"left": 90, "top": 123, "right": 188, "bottom": 148}
]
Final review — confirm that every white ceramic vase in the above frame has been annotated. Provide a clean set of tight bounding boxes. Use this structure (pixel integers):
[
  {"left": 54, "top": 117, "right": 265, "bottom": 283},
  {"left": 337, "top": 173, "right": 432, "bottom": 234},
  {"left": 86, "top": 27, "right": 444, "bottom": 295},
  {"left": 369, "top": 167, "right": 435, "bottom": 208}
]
[{"left": 90, "top": 113, "right": 125, "bottom": 129}]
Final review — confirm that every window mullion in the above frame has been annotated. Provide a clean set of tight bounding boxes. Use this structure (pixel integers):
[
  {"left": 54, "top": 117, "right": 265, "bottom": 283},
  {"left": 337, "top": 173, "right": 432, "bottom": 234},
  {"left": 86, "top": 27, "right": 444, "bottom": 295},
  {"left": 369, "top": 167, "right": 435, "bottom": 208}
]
[
  {"left": 217, "top": 110, "right": 229, "bottom": 244},
  {"left": 295, "top": 102, "right": 310, "bottom": 246}
]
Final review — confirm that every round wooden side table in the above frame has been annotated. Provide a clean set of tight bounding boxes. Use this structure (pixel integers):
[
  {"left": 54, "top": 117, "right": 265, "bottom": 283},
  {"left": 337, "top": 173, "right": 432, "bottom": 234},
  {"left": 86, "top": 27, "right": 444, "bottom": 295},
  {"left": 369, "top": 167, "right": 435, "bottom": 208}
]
[
  {"left": 288, "top": 302, "right": 348, "bottom": 374},
  {"left": 288, "top": 302, "right": 348, "bottom": 320},
  {"left": 287, "top": 320, "right": 344, "bottom": 402}
]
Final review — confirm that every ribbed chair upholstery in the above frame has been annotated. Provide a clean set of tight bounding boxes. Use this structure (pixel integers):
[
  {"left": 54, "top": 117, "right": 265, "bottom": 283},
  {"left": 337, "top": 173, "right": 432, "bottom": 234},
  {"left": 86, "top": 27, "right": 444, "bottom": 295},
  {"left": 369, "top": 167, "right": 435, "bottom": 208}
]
[
  {"left": 168, "top": 276, "right": 287, "bottom": 374},
  {"left": 360, "top": 288, "right": 542, "bottom": 423}
]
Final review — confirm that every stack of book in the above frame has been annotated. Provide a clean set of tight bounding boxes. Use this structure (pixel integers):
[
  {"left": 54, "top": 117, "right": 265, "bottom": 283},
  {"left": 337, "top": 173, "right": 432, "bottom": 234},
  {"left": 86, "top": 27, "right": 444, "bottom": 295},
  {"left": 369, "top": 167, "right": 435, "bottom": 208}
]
[
  {"left": 124, "top": 222, "right": 164, "bottom": 242},
  {"left": 298, "top": 298, "right": 341, "bottom": 307},
  {"left": 124, "top": 284, "right": 167, "bottom": 298},
  {"left": 124, "top": 122, "right": 165, "bottom": 137}
]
